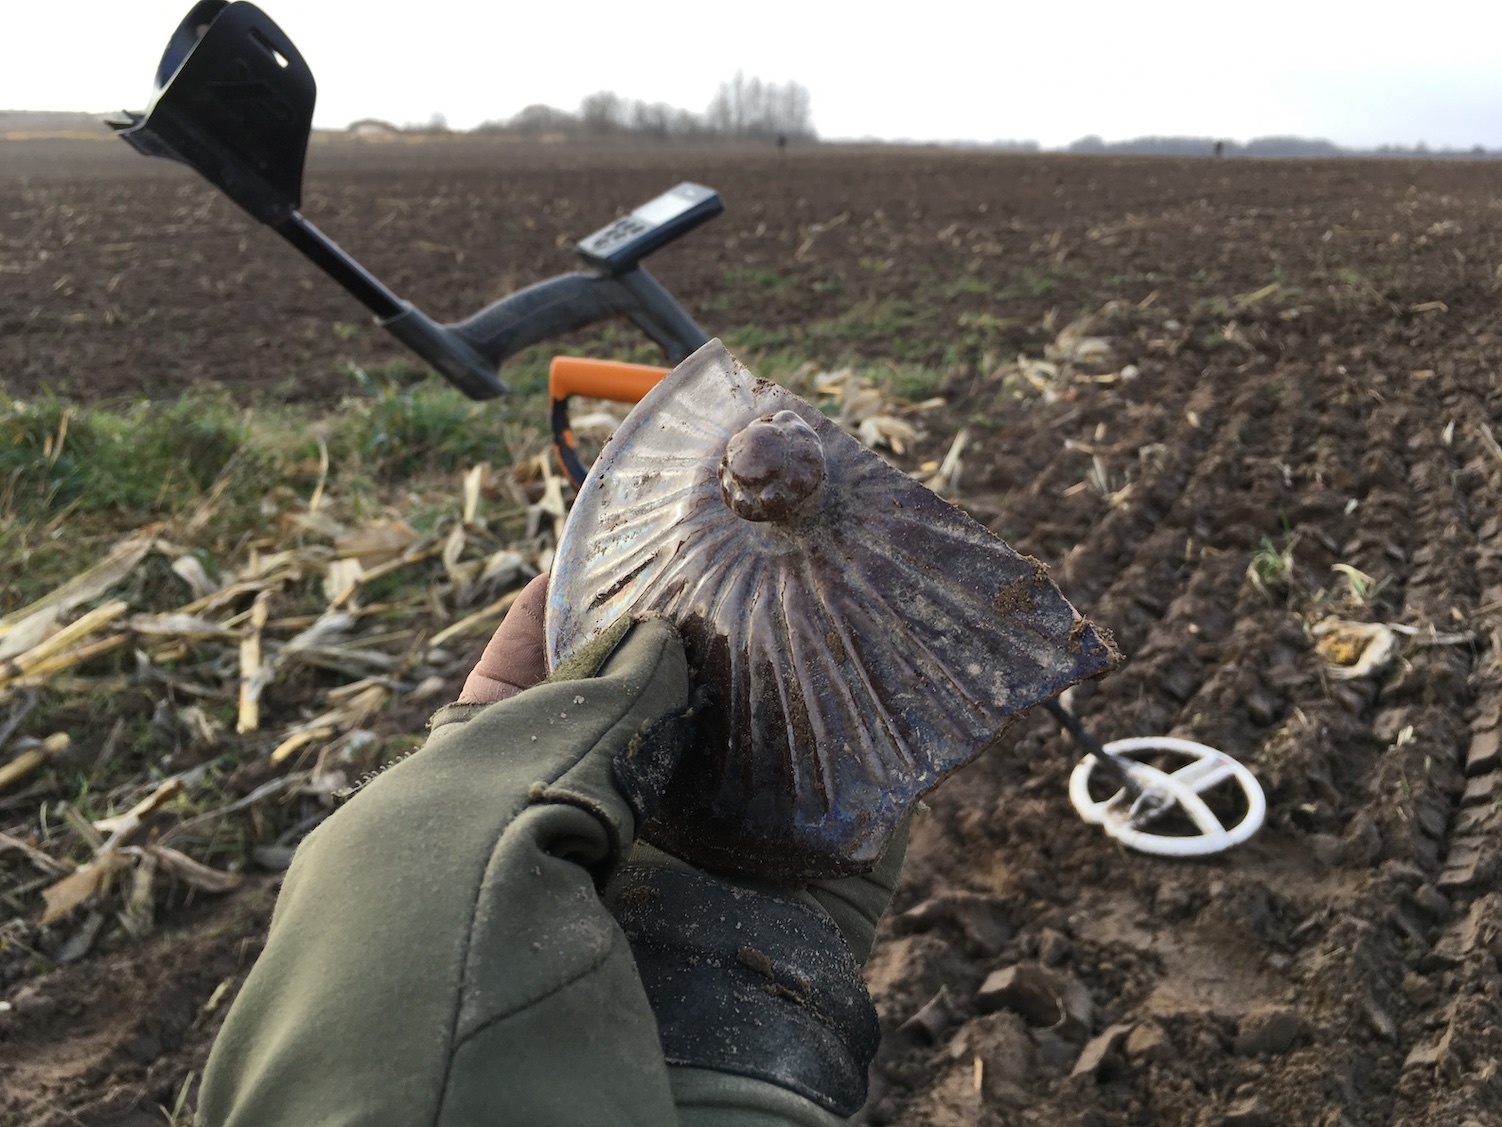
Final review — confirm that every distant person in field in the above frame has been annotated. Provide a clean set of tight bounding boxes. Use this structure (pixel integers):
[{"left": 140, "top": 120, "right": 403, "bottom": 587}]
[{"left": 194, "top": 572, "right": 902, "bottom": 1126}]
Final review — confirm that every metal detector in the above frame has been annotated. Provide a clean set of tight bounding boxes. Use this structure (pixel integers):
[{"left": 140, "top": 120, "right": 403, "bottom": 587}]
[
  {"left": 115, "top": 7, "right": 1268, "bottom": 858},
  {"left": 1046, "top": 700, "right": 1266, "bottom": 857},
  {"left": 113, "top": 1, "right": 717, "bottom": 402}
]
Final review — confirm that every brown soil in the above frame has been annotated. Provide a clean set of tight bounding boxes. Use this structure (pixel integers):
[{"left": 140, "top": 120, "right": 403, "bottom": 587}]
[{"left": 4, "top": 137, "right": 1502, "bottom": 1125}]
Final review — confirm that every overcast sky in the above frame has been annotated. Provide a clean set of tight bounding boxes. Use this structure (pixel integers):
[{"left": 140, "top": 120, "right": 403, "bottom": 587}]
[{"left": 7, "top": 0, "right": 1502, "bottom": 149}]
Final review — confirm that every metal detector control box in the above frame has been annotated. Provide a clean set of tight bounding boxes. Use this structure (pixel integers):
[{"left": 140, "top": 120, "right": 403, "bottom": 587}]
[{"left": 574, "top": 183, "right": 723, "bottom": 275}]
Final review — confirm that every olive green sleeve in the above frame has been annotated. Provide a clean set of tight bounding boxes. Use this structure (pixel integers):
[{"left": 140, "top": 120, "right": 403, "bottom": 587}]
[
  {"left": 197, "top": 621, "right": 688, "bottom": 1127},
  {"left": 671, "top": 1068, "right": 849, "bottom": 1127}
]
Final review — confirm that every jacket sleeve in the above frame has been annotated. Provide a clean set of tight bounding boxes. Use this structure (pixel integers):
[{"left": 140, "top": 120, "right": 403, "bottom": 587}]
[{"left": 197, "top": 620, "right": 688, "bottom": 1127}]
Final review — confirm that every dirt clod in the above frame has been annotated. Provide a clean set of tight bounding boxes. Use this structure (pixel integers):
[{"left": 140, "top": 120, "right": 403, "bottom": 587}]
[
  {"left": 1233, "top": 1006, "right": 1307, "bottom": 1056},
  {"left": 976, "top": 961, "right": 1092, "bottom": 1042},
  {"left": 1461, "top": 773, "right": 1500, "bottom": 807},
  {"left": 1465, "top": 729, "right": 1500, "bottom": 775},
  {"left": 898, "top": 986, "right": 959, "bottom": 1044},
  {"left": 1070, "top": 1021, "right": 1133, "bottom": 1080},
  {"left": 1037, "top": 926, "right": 1073, "bottom": 966},
  {"left": 895, "top": 892, "right": 1012, "bottom": 956},
  {"left": 1124, "top": 1021, "right": 1173, "bottom": 1063},
  {"left": 947, "top": 1012, "right": 1038, "bottom": 1102},
  {"left": 1218, "top": 1095, "right": 1275, "bottom": 1127}
]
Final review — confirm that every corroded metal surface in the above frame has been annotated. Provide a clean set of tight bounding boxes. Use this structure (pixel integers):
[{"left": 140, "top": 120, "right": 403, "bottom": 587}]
[{"left": 547, "top": 340, "right": 1118, "bottom": 878}]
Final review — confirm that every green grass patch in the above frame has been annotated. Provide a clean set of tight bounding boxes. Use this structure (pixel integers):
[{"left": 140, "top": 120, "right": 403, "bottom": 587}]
[
  {"left": 0, "top": 367, "right": 551, "bottom": 522},
  {"left": 0, "top": 392, "right": 252, "bottom": 513},
  {"left": 338, "top": 367, "right": 523, "bottom": 479},
  {"left": 0, "top": 368, "right": 556, "bottom": 611},
  {"left": 723, "top": 267, "right": 790, "bottom": 291},
  {"left": 998, "top": 270, "right": 1059, "bottom": 300},
  {"left": 944, "top": 276, "right": 994, "bottom": 299}
]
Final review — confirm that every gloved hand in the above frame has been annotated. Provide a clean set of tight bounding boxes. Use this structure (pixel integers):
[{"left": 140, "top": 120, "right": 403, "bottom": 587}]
[
  {"left": 199, "top": 576, "right": 694, "bottom": 1127},
  {"left": 604, "top": 833, "right": 905, "bottom": 1124},
  {"left": 198, "top": 574, "right": 903, "bottom": 1127},
  {"left": 460, "top": 576, "right": 904, "bottom": 963},
  {"left": 468, "top": 577, "right": 907, "bottom": 1124}
]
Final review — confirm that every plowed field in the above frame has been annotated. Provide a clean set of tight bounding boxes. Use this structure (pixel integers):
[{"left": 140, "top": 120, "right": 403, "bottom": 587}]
[{"left": 3, "top": 138, "right": 1502, "bottom": 1125}]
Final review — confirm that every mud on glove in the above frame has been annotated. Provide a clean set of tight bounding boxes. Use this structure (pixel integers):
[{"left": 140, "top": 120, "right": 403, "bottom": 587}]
[{"left": 555, "top": 615, "right": 902, "bottom": 1117}]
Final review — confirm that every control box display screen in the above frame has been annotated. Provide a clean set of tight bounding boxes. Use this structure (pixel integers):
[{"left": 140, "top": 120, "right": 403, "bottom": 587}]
[{"left": 575, "top": 182, "right": 723, "bottom": 274}]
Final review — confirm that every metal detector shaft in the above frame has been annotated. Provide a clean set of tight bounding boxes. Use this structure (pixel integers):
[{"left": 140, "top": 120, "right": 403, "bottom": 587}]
[
  {"left": 275, "top": 217, "right": 711, "bottom": 401},
  {"left": 267, "top": 213, "right": 506, "bottom": 398},
  {"left": 1044, "top": 700, "right": 1143, "bottom": 799},
  {"left": 277, "top": 215, "right": 404, "bottom": 320}
]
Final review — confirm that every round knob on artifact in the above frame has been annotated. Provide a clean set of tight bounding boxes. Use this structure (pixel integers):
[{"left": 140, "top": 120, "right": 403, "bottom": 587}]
[{"left": 719, "top": 410, "right": 826, "bottom": 522}]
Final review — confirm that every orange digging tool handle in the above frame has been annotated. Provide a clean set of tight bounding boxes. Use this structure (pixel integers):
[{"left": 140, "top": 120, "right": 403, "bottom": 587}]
[
  {"left": 549, "top": 356, "right": 672, "bottom": 487},
  {"left": 548, "top": 356, "right": 670, "bottom": 404}
]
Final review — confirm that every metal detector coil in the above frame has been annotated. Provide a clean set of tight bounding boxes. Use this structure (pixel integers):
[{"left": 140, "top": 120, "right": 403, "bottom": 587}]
[{"left": 1069, "top": 737, "right": 1266, "bottom": 857}]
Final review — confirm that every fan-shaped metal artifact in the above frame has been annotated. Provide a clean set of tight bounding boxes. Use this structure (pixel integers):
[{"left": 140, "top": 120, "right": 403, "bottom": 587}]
[{"left": 546, "top": 339, "right": 1118, "bottom": 879}]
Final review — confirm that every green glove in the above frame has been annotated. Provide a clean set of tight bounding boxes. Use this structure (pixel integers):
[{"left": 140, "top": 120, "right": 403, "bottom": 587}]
[
  {"left": 198, "top": 613, "right": 691, "bottom": 1126},
  {"left": 197, "top": 574, "right": 904, "bottom": 1127},
  {"left": 604, "top": 827, "right": 906, "bottom": 1125}
]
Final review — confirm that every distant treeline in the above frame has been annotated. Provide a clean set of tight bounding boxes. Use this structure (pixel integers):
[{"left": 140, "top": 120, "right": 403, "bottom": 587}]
[
  {"left": 465, "top": 73, "right": 814, "bottom": 142},
  {"left": 5, "top": 110, "right": 1494, "bottom": 159},
  {"left": 1064, "top": 134, "right": 1502, "bottom": 159}
]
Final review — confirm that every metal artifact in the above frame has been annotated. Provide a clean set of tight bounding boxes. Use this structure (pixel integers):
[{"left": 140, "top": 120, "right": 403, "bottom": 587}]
[{"left": 547, "top": 340, "right": 1119, "bottom": 879}]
